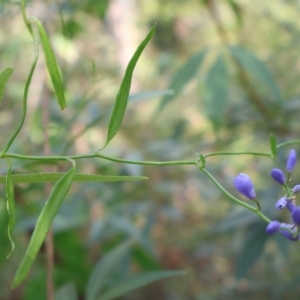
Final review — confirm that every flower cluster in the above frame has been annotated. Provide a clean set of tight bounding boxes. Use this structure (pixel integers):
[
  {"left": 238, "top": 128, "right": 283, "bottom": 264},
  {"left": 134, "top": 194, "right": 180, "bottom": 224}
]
[
  {"left": 268, "top": 149, "right": 300, "bottom": 241},
  {"left": 234, "top": 149, "right": 300, "bottom": 242}
]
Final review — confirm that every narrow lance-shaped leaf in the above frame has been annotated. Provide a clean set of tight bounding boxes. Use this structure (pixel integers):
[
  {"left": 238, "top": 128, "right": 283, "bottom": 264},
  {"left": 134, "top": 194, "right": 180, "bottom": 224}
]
[
  {"left": 102, "top": 24, "right": 156, "bottom": 149},
  {"left": 202, "top": 53, "right": 229, "bottom": 131},
  {"left": 5, "top": 159, "right": 16, "bottom": 258},
  {"left": 270, "top": 134, "right": 277, "bottom": 158},
  {"left": 30, "top": 17, "right": 66, "bottom": 110},
  {"left": 236, "top": 222, "right": 267, "bottom": 278},
  {"left": 157, "top": 48, "right": 208, "bottom": 113},
  {"left": 0, "top": 67, "right": 13, "bottom": 107},
  {"left": 229, "top": 45, "right": 282, "bottom": 104},
  {"left": 12, "top": 160, "right": 76, "bottom": 288},
  {"left": 0, "top": 173, "right": 148, "bottom": 184},
  {"left": 86, "top": 240, "right": 133, "bottom": 300},
  {"left": 101, "top": 271, "right": 186, "bottom": 300},
  {"left": 54, "top": 282, "right": 78, "bottom": 300}
]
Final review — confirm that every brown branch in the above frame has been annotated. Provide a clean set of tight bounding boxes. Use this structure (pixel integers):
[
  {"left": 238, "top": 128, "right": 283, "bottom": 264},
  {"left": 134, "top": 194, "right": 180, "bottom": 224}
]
[{"left": 206, "top": 0, "right": 229, "bottom": 44}]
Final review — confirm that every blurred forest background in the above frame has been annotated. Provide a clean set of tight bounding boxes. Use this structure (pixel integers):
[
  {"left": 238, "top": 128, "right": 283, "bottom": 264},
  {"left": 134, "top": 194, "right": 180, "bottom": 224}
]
[{"left": 1, "top": 0, "right": 300, "bottom": 299}]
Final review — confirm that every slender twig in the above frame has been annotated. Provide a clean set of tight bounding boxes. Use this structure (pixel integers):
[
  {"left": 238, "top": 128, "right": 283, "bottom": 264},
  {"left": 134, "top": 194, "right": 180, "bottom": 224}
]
[
  {"left": 0, "top": 150, "right": 273, "bottom": 165},
  {"left": 1, "top": 42, "right": 38, "bottom": 154},
  {"left": 277, "top": 140, "right": 300, "bottom": 148},
  {"left": 203, "top": 151, "right": 271, "bottom": 158},
  {"left": 200, "top": 167, "right": 271, "bottom": 223}
]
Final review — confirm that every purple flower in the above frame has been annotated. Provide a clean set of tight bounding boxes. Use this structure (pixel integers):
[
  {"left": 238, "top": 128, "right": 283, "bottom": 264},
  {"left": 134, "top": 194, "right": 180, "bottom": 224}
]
[
  {"left": 234, "top": 173, "right": 256, "bottom": 199},
  {"left": 266, "top": 221, "right": 280, "bottom": 234},
  {"left": 267, "top": 222, "right": 299, "bottom": 241},
  {"left": 270, "top": 168, "right": 286, "bottom": 185},
  {"left": 286, "top": 199, "right": 295, "bottom": 212},
  {"left": 279, "top": 223, "right": 299, "bottom": 241},
  {"left": 286, "top": 149, "right": 297, "bottom": 173},
  {"left": 292, "top": 185, "right": 300, "bottom": 194},
  {"left": 275, "top": 197, "right": 287, "bottom": 210},
  {"left": 291, "top": 206, "right": 300, "bottom": 225}
]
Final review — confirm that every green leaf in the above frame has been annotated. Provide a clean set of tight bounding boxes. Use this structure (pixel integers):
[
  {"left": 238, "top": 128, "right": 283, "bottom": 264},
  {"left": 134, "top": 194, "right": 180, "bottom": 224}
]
[
  {"left": 158, "top": 48, "right": 208, "bottom": 112},
  {"left": 236, "top": 222, "right": 267, "bottom": 278},
  {"left": 0, "top": 67, "right": 13, "bottom": 106},
  {"left": 270, "top": 134, "right": 277, "bottom": 158},
  {"left": 273, "top": 233, "right": 289, "bottom": 258},
  {"left": 202, "top": 53, "right": 229, "bottom": 130},
  {"left": 0, "top": 173, "right": 148, "bottom": 184},
  {"left": 12, "top": 160, "right": 76, "bottom": 288},
  {"left": 55, "top": 282, "right": 78, "bottom": 300},
  {"left": 30, "top": 17, "right": 66, "bottom": 110},
  {"left": 198, "top": 154, "right": 206, "bottom": 169},
  {"left": 229, "top": 45, "right": 282, "bottom": 103},
  {"left": 5, "top": 160, "right": 16, "bottom": 258},
  {"left": 85, "top": 240, "right": 133, "bottom": 300},
  {"left": 101, "top": 271, "right": 186, "bottom": 300},
  {"left": 103, "top": 25, "right": 156, "bottom": 149}
]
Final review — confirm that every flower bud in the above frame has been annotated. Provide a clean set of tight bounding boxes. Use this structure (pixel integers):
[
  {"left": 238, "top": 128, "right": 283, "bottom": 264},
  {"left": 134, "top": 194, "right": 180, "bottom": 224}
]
[
  {"left": 275, "top": 197, "right": 287, "bottom": 210},
  {"left": 266, "top": 221, "right": 280, "bottom": 234},
  {"left": 286, "top": 199, "right": 295, "bottom": 212},
  {"left": 234, "top": 173, "right": 256, "bottom": 199},
  {"left": 279, "top": 223, "right": 299, "bottom": 241},
  {"left": 270, "top": 168, "right": 286, "bottom": 185},
  {"left": 292, "top": 185, "right": 300, "bottom": 194},
  {"left": 292, "top": 206, "right": 300, "bottom": 225},
  {"left": 286, "top": 149, "right": 297, "bottom": 173}
]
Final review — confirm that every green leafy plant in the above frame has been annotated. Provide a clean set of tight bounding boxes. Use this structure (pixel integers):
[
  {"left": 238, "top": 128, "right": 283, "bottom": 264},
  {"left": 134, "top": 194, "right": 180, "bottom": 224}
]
[{"left": 2, "top": 1, "right": 300, "bottom": 299}]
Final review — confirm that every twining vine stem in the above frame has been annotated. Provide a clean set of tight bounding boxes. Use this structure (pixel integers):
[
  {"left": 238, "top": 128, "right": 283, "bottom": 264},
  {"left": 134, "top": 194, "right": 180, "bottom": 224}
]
[{"left": 2, "top": 143, "right": 300, "bottom": 228}]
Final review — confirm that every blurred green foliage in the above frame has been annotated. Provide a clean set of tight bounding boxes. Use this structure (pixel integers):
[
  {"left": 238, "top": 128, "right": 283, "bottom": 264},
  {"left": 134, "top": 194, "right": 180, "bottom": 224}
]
[{"left": 1, "top": 0, "right": 300, "bottom": 299}]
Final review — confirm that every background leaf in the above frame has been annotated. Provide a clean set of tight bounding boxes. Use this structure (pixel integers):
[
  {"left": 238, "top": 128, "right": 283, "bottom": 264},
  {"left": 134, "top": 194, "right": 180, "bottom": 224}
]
[
  {"left": 12, "top": 161, "right": 76, "bottom": 287},
  {"left": 85, "top": 240, "right": 133, "bottom": 300},
  {"left": 103, "top": 25, "right": 156, "bottom": 149},
  {"left": 229, "top": 45, "right": 282, "bottom": 104},
  {"left": 0, "top": 173, "right": 147, "bottom": 184},
  {"left": 270, "top": 134, "right": 277, "bottom": 158},
  {"left": 55, "top": 282, "right": 78, "bottom": 300},
  {"left": 101, "top": 270, "right": 186, "bottom": 300},
  {"left": 158, "top": 48, "right": 208, "bottom": 112},
  {"left": 30, "top": 17, "right": 66, "bottom": 110},
  {"left": 202, "top": 53, "right": 229, "bottom": 131},
  {"left": 236, "top": 222, "right": 267, "bottom": 279},
  {"left": 0, "top": 67, "right": 13, "bottom": 106}
]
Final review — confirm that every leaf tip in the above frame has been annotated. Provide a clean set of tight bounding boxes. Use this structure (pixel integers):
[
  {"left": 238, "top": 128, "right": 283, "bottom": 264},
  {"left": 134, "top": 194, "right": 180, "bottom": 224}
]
[{"left": 11, "top": 276, "right": 20, "bottom": 289}]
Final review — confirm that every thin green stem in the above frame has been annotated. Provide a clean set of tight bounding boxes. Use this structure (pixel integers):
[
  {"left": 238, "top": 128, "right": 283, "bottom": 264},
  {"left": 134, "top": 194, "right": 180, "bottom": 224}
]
[
  {"left": 203, "top": 151, "right": 271, "bottom": 159},
  {"left": 200, "top": 167, "right": 271, "bottom": 223},
  {"left": 21, "top": 0, "right": 33, "bottom": 36},
  {"left": 96, "top": 153, "right": 195, "bottom": 165},
  {"left": 1, "top": 150, "right": 275, "bottom": 166},
  {"left": 2, "top": 20, "right": 39, "bottom": 154},
  {"left": 277, "top": 140, "right": 300, "bottom": 149},
  {"left": 3, "top": 152, "right": 196, "bottom": 165}
]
